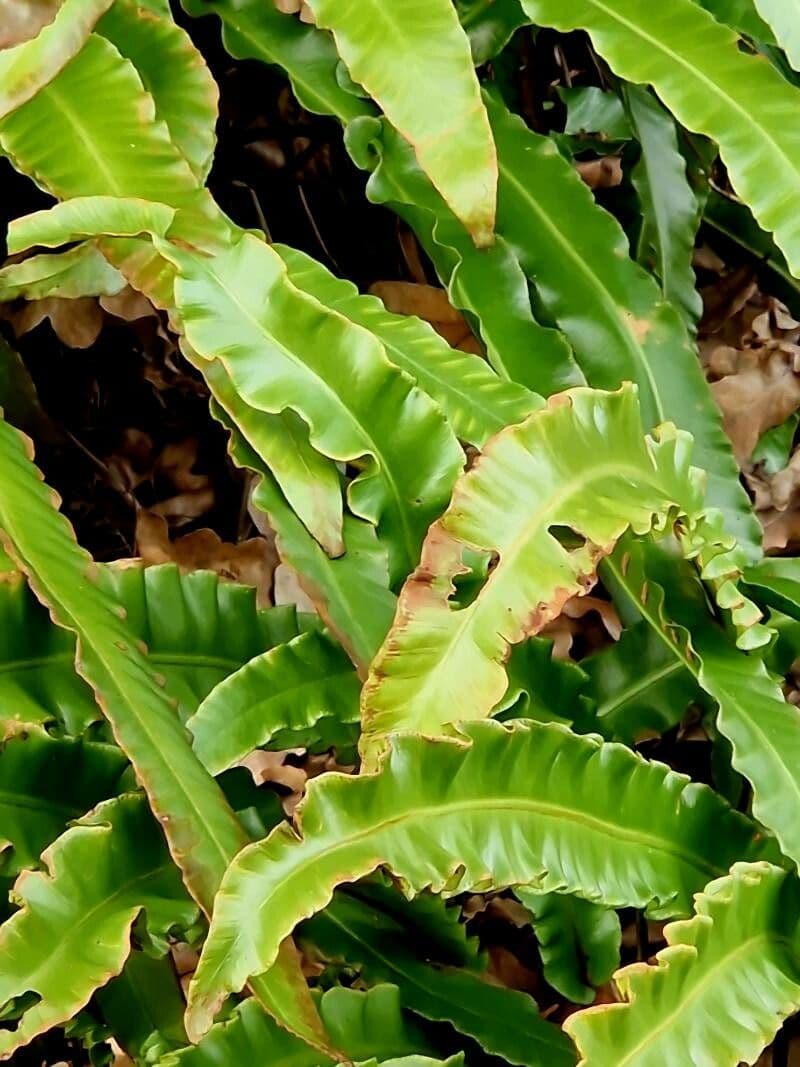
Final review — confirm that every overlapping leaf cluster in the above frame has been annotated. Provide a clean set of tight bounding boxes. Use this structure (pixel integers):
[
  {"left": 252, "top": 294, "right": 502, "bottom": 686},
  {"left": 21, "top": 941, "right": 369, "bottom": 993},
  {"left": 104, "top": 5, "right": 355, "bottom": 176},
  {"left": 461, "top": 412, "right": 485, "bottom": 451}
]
[{"left": 3, "top": 1, "right": 800, "bottom": 1065}]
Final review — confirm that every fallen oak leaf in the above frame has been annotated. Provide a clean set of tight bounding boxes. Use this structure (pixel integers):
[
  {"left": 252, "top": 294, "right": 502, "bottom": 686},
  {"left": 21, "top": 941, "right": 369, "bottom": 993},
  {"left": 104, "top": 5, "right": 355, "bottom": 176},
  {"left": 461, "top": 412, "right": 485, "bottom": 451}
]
[{"left": 710, "top": 345, "right": 800, "bottom": 463}]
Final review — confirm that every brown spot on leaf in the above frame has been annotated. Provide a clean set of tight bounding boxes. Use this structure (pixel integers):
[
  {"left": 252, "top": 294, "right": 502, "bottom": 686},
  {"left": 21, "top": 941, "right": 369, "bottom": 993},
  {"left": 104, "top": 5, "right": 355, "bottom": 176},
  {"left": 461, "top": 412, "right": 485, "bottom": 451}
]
[{"left": 625, "top": 313, "right": 654, "bottom": 343}]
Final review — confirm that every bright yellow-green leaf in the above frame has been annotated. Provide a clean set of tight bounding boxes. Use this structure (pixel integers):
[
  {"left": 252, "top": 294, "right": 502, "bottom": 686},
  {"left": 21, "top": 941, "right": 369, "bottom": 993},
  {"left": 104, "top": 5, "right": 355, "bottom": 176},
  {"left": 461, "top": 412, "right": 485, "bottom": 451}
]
[
  {"left": 0, "top": 795, "right": 197, "bottom": 1058},
  {"left": 565, "top": 863, "right": 800, "bottom": 1067},
  {"left": 360, "top": 386, "right": 706, "bottom": 764},
  {"left": 0, "top": 242, "right": 125, "bottom": 302},
  {"left": 97, "top": 0, "right": 219, "bottom": 179},
  {"left": 302, "top": 0, "right": 498, "bottom": 245},
  {"left": 159, "top": 233, "right": 464, "bottom": 585},
  {"left": 0, "top": 0, "right": 112, "bottom": 120},
  {"left": 185, "top": 718, "right": 774, "bottom": 1040},
  {"left": 7, "top": 197, "right": 176, "bottom": 254}
]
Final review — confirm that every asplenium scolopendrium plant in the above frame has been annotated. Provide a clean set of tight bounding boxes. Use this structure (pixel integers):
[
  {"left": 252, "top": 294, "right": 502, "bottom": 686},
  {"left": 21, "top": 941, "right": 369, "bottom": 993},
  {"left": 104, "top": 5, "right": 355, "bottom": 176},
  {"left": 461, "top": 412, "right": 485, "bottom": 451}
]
[{"left": 3, "top": 0, "right": 800, "bottom": 1064}]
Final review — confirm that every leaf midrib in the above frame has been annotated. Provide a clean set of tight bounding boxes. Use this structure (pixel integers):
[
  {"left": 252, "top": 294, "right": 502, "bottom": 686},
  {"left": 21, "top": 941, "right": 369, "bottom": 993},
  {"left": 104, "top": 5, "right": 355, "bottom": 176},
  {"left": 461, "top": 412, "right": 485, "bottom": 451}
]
[
  {"left": 0, "top": 650, "right": 244, "bottom": 677},
  {"left": 38, "top": 75, "right": 122, "bottom": 196},
  {"left": 256, "top": 790, "right": 725, "bottom": 945},
  {"left": 3, "top": 858, "right": 178, "bottom": 1006},
  {"left": 613, "top": 931, "right": 790, "bottom": 1066},
  {"left": 192, "top": 249, "right": 420, "bottom": 574},
  {"left": 584, "top": 0, "right": 800, "bottom": 190},
  {"left": 319, "top": 906, "right": 569, "bottom": 1057},
  {"left": 595, "top": 656, "right": 687, "bottom": 721},
  {"left": 497, "top": 154, "right": 665, "bottom": 423},
  {"left": 402, "top": 457, "right": 661, "bottom": 727}
]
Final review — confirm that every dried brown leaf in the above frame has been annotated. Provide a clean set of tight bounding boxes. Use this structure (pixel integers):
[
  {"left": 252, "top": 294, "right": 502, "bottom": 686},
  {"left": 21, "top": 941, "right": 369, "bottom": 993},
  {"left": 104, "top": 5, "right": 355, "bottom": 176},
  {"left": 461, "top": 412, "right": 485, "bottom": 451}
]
[
  {"left": 541, "top": 594, "right": 622, "bottom": 659},
  {"left": 486, "top": 945, "right": 541, "bottom": 997},
  {"left": 100, "top": 287, "right": 160, "bottom": 324},
  {"left": 274, "top": 562, "right": 317, "bottom": 614},
  {"left": 135, "top": 511, "right": 277, "bottom": 604},
  {"left": 369, "top": 280, "right": 482, "bottom": 353},
  {"left": 711, "top": 347, "right": 800, "bottom": 463},
  {"left": 576, "top": 157, "right": 623, "bottom": 190},
  {"left": 698, "top": 276, "right": 800, "bottom": 463},
  {"left": 10, "top": 297, "right": 104, "bottom": 348},
  {"left": 0, "top": 0, "right": 59, "bottom": 48}
]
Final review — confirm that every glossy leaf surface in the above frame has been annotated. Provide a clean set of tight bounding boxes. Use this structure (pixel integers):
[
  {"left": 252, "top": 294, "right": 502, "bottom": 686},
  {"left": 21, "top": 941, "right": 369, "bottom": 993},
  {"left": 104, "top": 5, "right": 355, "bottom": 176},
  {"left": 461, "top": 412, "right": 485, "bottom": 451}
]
[{"left": 186, "top": 719, "right": 772, "bottom": 1038}]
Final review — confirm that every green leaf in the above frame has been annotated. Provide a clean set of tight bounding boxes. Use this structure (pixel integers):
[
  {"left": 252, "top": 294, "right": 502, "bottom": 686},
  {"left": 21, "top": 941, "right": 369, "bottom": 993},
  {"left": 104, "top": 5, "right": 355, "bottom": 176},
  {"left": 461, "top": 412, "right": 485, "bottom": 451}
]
[
  {"left": 623, "top": 86, "right": 702, "bottom": 327},
  {"left": 276, "top": 244, "right": 541, "bottom": 448},
  {"left": 348, "top": 876, "right": 483, "bottom": 967},
  {"left": 186, "top": 0, "right": 575, "bottom": 397},
  {"left": 583, "top": 615, "right": 700, "bottom": 744},
  {"left": 207, "top": 370, "right": 345, "bottom": 557},
  {"left": 0, "top": 563, "right": 305, "bottom": 734},
  {"left": 498, "top": 637, "right": 592, "bottom": 728},
  {"left": 744, "top": 557, "right": 800, "bottom": 619},
  {"left": 565, "top": 862, "right": 800, "bottom": 1067},
  {"left": 457, "top": 0, "right": 527, "bottom": 64},
  {"left": 752, "top": 0, "right": 800, "bottom": 68},
  {"left": 0, "top": 724, "right": 127, "bottom": 877},
  {"left": 0, "top": 334, "right": 52, "bottom": 440},
  {"left": 375, "top": 1060, "right": 463, "bottom": 1067},
  {"left": 515, "top": 889, "right": 621, "bottom": 1006},
  {"left": 7, "top": 196, "right": 177, "bottom": 254},
  {"left": 0, "top": 33, "right": 215, "bottom": 307},
  {"left": 179, "top": 0, "right": 373, "bottom": 123},
  {"left": 185, "top": 718, "right": 773, "bottom": 1039},
  {"left": 346, "top": 114, "right": 582, "bottom": 397},
  {"left": 163, "top": 998, "right": 320, "bottom": 1066},
  {"left": 481, "top": 88, "right": 758, "bottom": 556},
  {"left": 315, "top": 985, "right": 435, "bottom": 1064},
  {"left": 0, "top": 794, "right": 197, "bottom": 1058},
  {"left": 696, "top": 626, "right": 800, "bottom": 871},
  {"left": 0, "top": 243, "right": 125, "bottom": 302},
  {"left": 695, "top": 0, "right": 775, "bottom": 40},
  {"left": 0, "top": 434, "right": 328, "bottom": 1059},
  {"left": 300, "top": 889, "right": 576, "bottom": 1067},
  {"left": 752, "top": 415, "right": 799, "bottom": 475},
  {"left": 161, "top": 984, "right": 437, "bottom": 1066},
  {"left": 608, "top": 539, "right": 800, "bottom": 872},
  {"left": 0, "top": 35, "right": 200, "bottom": 207},
  {"left": 217, "top": 766, "right": 285, "bottom": 842},
  {"left": 95, "top": 951, "right": 188, "bottom": 1063},
  {"left": 520, "top": 0, "right": 800, "bottom": 280},
  {"left": 188, "top": 630, "right": 360, "bottom": 776},
  {"left": 560, "top": 87, "right": 631, "bottom": 140},
  {"left": 0, "top": 480, "right": 326, "bottom": 1054},
  {"left": 0, "top": 415, "right": 247, "bottom": 910},
  {"left": 96, "top": 0, "right": 219, "bottom": 180},
  {"left": 302, "top": 0, "right": 497, "bottom": 245},
  {"left": 584, "top": 545, "right": 705, "bottom": 745},
  {"left": 160, "top": 233, "right": 464, "bottom": 584},
  {"left": 222, "top": 412, "right": 396, "bottom": 672},
  {"left": 0, "top": 0, "right": 112, "bottom": 121},
  {"left": 360, "top": 385, "right": 710, "bottom": 761}
]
